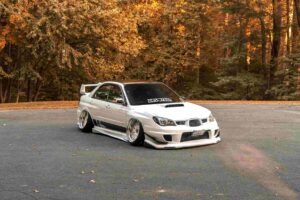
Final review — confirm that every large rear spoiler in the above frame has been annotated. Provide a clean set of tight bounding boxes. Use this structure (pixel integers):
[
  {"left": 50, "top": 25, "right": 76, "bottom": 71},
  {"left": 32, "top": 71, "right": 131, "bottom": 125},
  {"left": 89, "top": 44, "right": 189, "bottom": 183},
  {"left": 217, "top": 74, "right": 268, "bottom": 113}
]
[{"left": 80, "top": 83, "right": 101, "bottom": 95}]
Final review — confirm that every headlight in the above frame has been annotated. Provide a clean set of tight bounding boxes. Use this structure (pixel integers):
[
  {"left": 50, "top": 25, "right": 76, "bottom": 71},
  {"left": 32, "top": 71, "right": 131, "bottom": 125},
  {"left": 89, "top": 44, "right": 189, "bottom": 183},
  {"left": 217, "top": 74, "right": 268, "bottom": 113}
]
[
  {"left": 153, "top": 116, "right": 176, "bottom": 126},
  {"left": 209, "top": 113, "right": 215, "bottom": 122}
]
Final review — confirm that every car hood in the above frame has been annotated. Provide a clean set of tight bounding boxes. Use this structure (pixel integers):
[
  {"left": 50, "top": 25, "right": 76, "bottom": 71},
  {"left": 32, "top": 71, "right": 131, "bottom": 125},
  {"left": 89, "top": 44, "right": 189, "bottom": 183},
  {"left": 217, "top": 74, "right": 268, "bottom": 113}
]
[{"left": 131, "top": 102, "right": 211, "bottom": 120}]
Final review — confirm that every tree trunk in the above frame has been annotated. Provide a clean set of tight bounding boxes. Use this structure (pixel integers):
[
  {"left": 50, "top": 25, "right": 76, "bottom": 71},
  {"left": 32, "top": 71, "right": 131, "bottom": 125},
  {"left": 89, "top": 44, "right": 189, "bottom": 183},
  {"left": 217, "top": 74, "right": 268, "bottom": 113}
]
[
  {"left": 14, "top": 47, "right": 21, "bottom": 103},
  {"left": 237, "top": 18, "right": 249, "bottom": 73},
  {"left": 297, "top": 67, "right": 300, "bottom": 93},
  {"left": 0, "top": 79, "right": 8, "bottom": 103},
  {"left": 6, "top": 79, "right": 11, "bottom": 103},
  {"left": 33, "top": 80, "right": 42, "bottom": 101},
  {"left": 287, "top": 0, "right": 291, "bottom": 54},
  {"left": 259, "top": 16, "right": 267, "bottom": 77},
  {"left": 0, "top": 79, "right": 3, "bottom": 103},
  {"left": 292, "top": 1, "right": 300, "bottom": 94},
  {"left": 269, "top": 0, "right": 282, "bottom": 89},
  {"left": 294, "top": 0, "right": 300, "bottom": 26},
  {"left": 292, "top": 2, "right": 300, "bottom": 51},
  {"left": 16, "top": 79, "right": 20, "bottom": 103},
  {"left": 27, "top": 79, "right": 31, "bottom": 102},
  {"left": 16, "top": 76, "right": 23, "bottom": 103},
  {"left": 196, "top": 41, "right": 201, "bottom": 84}
]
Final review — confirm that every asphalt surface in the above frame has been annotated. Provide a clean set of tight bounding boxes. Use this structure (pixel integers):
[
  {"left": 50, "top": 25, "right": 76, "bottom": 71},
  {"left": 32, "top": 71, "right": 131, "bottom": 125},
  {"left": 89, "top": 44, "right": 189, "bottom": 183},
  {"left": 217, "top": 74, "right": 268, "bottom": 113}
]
[{"left": 0, "top": 105, "right": 299, "bottom": 200}]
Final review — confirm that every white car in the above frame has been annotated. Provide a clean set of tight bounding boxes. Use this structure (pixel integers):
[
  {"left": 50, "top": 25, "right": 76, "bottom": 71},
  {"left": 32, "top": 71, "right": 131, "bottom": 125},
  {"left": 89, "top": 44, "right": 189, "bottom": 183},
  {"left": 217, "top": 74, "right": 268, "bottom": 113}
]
[{"left": 77, "top": 81, "right": 221, "bottom": 149}]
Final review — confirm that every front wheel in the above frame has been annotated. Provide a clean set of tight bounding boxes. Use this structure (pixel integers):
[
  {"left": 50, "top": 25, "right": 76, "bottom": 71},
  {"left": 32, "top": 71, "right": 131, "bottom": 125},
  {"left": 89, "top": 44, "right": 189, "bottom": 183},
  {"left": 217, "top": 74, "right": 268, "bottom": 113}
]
[
  {"left": 127, "top": 119, "right": 145, "bottom": 146},
  {"left": 78, "top": 110, "right": 94, "bottom": 133}
]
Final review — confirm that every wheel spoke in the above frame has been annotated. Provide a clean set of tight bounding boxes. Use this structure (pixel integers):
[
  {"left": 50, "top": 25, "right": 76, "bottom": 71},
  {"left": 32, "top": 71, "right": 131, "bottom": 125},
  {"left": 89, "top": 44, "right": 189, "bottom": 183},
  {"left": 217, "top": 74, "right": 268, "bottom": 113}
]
[
  {"left": 83, "top": 114, "right": 88, "bottom": 126},
  {"left": 79, "top": 111, "right": 88, "bottom": 128},
  {"left": 127, "top": 121, "right": 140, "bottom": 142}
]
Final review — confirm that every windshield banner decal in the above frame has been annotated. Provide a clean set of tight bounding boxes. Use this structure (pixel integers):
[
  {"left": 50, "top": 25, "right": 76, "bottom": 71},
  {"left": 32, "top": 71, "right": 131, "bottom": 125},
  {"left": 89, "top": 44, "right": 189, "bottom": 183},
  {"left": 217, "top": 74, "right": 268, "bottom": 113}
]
[{"left": 147, "top": 98, "right": 172, "bottom": 104}]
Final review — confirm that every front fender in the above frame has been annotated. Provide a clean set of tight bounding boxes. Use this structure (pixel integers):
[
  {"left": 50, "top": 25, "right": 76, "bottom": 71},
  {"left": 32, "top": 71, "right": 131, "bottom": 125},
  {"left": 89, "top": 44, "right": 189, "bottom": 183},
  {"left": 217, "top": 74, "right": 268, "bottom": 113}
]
[{"left": 126, "top": 110, "right": 157, "bottom": 133}]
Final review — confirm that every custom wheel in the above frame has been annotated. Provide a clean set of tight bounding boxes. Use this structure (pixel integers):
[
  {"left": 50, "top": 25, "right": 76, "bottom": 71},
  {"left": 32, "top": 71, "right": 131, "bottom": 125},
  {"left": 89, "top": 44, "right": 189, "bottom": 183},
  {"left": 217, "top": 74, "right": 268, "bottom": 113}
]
[
  {"left": 127, "top": 119, "right": 145, "bottom": 146},
  {"left": 78, "top": 110, "right": 94, "bottom": 133}
]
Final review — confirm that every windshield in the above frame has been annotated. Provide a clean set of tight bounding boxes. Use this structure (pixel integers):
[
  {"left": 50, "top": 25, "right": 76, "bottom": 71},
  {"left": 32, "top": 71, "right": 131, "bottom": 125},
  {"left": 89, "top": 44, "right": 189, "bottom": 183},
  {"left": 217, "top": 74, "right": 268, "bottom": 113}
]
[{"left": 124, "top": 83, "right": 181, "bottom": 106}]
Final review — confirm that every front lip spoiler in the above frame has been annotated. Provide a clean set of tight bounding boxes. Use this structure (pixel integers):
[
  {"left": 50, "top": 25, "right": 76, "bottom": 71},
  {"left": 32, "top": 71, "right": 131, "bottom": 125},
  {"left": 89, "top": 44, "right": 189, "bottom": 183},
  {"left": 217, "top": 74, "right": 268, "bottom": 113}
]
[{"left": 144, "top": 135, "right": 221, "bottom": 149}]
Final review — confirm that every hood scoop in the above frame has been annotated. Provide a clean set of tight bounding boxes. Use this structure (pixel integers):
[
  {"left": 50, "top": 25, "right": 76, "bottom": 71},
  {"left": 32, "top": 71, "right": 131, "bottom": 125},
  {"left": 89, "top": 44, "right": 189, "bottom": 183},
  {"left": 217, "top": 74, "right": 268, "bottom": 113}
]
[{"left": 165, "top": 104, "right": 184, "bottom": 108}]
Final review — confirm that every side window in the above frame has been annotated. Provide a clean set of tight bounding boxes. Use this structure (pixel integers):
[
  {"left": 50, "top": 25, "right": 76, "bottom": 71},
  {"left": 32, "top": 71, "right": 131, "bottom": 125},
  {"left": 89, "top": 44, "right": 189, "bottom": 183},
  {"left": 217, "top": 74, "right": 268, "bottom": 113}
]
[
  {"left": 92, "top": 84, "right": 124, "bottom": 104},
  {"left": 107, "top": 85, "right": 124, "bottom": 103},
  {"left": 93, "top": 85, "right": 111, "bottom": 100}
]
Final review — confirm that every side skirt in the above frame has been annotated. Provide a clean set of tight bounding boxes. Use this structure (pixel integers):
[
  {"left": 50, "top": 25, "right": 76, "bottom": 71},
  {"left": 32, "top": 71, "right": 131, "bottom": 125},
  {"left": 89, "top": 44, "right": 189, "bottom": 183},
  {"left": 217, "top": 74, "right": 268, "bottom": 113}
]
[{"left": 92, "top": 126, "right": 128, "bottom": 142}]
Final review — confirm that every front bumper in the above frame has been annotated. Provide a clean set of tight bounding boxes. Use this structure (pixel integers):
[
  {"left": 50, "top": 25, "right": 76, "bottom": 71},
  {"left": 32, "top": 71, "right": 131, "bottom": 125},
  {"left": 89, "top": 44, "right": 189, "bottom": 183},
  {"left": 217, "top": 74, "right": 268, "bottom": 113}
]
[
  {"left": 145, "top": 135, "right": 221, "bottom": 149},
  {"left": 143, "top": 121, "right": 221, "bottom": 149}
]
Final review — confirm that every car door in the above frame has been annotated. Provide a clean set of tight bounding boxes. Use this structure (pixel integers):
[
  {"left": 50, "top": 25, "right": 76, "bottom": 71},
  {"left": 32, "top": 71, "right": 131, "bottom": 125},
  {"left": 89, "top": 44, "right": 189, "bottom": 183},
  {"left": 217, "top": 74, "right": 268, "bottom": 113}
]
[
  {"left": 89, "top": 84, "right": 111, "bottom": 122},
  {"left": 105, "top": 84, "right": 128, "bottom": 129}
]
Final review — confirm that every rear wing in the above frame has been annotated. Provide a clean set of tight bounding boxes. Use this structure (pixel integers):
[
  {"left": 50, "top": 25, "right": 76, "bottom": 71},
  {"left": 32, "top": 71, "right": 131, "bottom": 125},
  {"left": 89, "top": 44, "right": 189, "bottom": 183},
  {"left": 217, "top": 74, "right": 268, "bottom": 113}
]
[{"left": 80, "top": 83, "right": 101, "bottom": 95}]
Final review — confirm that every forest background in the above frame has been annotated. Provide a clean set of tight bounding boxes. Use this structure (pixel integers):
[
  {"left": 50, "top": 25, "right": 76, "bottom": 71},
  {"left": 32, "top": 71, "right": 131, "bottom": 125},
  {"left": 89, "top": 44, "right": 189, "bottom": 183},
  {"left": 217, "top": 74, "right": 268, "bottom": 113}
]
[{"left": 1, "top": 0, "right": 300, "bottom": 102}]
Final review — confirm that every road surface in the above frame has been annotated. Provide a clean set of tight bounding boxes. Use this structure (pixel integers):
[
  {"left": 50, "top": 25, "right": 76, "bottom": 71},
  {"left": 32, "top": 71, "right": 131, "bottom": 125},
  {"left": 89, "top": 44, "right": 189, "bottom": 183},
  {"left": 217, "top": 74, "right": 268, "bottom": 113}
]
[{"left": 0, "top": 105, "right": 299, "bottom": 200}]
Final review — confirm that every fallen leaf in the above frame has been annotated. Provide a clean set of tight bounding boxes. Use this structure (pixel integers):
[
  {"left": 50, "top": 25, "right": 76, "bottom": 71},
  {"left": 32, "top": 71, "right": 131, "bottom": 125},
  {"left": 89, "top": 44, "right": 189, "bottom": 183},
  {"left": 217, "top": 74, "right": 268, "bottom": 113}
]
[
  {"left": 89, "top": 179, "right": 96, "bottom": 183},
  {"left": 33, "top": 189, "right": 39, "bottom": 193},
  {"left": 91, "top": 170, "right": 95, "bottom": 174},
  {"left": 81, "top": 170, "right": 85, "bottom": 174},
  {"left": 156, "top": 189, "right": 166, "bottom": 193}
]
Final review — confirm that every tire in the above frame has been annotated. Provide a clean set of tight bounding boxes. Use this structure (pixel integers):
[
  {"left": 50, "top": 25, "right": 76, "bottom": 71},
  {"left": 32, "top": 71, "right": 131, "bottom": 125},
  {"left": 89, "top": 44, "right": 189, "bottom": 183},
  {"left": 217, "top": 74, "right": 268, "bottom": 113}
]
[
  {"left": 78, "top": 110, "right": 94, "bottom": 133},
  {"left": 127, "top": 119, "right": 145, "bottom": 146}
]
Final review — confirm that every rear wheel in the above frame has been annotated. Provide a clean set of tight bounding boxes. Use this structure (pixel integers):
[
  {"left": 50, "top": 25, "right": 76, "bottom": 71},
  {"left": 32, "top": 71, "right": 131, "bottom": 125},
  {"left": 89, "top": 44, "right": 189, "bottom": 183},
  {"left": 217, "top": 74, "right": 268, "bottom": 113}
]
[
  {"left": 127, "top": 119, "right": 145, "bottom": 146},
  {"left": 78, "top": 110, "right": 94, "bottom": 133}
]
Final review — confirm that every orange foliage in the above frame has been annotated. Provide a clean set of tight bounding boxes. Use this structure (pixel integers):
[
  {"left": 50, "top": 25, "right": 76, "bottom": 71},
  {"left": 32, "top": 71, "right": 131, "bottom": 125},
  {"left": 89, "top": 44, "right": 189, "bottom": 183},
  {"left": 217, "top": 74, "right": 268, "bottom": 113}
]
[
  {"left": 0, "top": 26, "right": 10, "bottom": 50},
  {"left": 0, "top": 15, "right": 23, "bottom": 47},
  {"left": 0, "top": 38, "right": 6, "bottom": 50},
  {"left": 9, "top": 14, "right": 23, "bottom": 24},
  {"left": 1, "top": 26, "right": 10, "bottom": 36}
]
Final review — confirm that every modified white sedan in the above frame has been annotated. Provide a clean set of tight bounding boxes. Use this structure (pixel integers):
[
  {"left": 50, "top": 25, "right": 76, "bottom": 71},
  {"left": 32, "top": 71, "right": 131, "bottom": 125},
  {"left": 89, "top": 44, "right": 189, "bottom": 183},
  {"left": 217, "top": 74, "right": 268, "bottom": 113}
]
[{"left": 77, "top": 81, "right": 221, "bottom": 149}]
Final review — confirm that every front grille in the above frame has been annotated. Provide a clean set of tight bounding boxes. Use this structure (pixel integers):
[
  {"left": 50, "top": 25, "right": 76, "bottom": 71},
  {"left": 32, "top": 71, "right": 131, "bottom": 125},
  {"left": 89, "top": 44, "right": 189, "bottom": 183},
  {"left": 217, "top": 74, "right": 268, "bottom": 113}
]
[
  {"left": 189, "top": 119, "right": 201, "bottom": 127},
  {"left": 176, "top": 120, "right": 186, "bottom": 125},
  {"left": 181, "top": 131, "right": 209, "bottom": 142}
]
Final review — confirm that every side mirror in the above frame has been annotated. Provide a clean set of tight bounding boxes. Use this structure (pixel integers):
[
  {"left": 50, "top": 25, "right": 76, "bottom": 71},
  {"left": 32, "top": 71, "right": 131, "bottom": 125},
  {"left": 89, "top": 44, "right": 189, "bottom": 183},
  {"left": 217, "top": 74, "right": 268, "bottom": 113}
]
[{"left": 114, "top": 98, "right": 126, "bottom": 105}]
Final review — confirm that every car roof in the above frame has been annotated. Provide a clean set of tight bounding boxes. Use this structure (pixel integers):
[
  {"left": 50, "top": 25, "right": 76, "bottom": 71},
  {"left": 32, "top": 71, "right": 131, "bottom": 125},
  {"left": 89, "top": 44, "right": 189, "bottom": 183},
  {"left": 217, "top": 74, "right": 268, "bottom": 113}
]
[{"left": 104, "top": 80, "right": 163, "bottom": 85}]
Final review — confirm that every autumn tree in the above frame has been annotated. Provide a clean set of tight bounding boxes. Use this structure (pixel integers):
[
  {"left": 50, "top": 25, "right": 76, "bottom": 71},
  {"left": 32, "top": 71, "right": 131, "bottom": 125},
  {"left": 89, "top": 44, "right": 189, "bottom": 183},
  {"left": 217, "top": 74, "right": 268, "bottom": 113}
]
[
  {"left": 0, "top": 0, "right": 144, "bottom": 102},
  {"left": 1, "top": 0, "right": 299, "bottom": 101}
]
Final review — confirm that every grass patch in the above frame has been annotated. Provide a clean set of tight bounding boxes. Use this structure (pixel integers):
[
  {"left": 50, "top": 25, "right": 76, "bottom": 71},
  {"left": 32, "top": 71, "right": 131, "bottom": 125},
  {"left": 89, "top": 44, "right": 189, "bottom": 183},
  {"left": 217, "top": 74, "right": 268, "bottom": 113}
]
[{"left": 0, "top": 101, "right": 78, "bottom": 110}]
